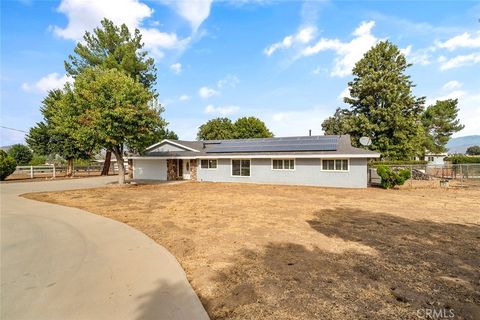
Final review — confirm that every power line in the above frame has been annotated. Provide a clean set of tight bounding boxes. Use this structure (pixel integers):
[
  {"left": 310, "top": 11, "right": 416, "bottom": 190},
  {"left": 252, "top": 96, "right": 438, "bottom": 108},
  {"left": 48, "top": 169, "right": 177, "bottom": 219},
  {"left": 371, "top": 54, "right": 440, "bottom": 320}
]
[{"left": 0, "top": 126, "right": 27, "bottom": 133}]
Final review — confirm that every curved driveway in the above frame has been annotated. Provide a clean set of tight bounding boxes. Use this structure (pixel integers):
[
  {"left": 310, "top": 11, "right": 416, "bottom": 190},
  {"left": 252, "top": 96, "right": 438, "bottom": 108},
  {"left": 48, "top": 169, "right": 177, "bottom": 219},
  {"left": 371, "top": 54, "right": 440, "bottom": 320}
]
[{"left": 0, "top": 177, "right": 209, "bottom": 320}]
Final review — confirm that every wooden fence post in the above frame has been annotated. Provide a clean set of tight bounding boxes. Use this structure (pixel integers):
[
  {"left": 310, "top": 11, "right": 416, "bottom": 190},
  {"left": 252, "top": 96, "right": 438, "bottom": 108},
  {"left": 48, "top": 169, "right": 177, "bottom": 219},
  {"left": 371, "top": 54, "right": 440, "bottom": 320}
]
[
  {"left": 30, "top": 166, "right": 34, "bottom": 179},
  {"left": 52, "top": 164, "right": 56, "bottom": 179}
]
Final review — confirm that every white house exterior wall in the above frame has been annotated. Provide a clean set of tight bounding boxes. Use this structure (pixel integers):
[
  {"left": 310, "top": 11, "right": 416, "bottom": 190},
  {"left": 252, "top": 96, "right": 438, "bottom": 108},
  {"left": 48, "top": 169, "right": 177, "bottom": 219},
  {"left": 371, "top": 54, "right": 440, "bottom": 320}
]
[{"left": 197, "top": 158, "right": 368, "bottom": 188}]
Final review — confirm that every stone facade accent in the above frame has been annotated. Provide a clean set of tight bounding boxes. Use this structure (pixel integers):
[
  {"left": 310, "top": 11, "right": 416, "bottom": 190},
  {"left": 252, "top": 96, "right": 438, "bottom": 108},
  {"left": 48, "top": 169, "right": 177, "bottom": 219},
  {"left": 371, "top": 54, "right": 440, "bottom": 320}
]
[
  {"left": 189, "top": 159, "right": 197, "bottom": 181},
  {"left": 167, "top": 159, "right": 178, "bottom": 181}
]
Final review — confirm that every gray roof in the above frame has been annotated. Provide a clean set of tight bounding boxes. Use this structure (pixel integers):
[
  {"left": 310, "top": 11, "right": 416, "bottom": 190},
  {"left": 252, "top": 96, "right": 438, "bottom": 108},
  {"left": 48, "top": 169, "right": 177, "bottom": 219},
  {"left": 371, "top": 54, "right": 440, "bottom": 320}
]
[{"left": 138, "top": 135, "right": 379, "bottom": 158}]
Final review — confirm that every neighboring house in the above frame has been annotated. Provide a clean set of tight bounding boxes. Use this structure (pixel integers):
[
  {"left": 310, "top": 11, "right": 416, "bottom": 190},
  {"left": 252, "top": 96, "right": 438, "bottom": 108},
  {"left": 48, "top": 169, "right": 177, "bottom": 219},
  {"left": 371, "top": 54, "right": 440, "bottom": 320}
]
[
  {"left": 129, "top": 135, "right": 380, "bottom": 188},
  {"left": 417, "top": 153, "right": 448, "bottom": 165}
]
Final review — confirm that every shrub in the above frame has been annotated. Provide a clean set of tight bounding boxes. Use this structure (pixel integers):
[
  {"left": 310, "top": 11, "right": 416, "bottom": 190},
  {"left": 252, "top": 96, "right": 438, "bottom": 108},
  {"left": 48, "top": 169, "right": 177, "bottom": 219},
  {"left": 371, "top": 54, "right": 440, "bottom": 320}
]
[
  {"left": 0, "top": 150, "right": 17, "bottom": 181},
  {"left": 376, "top": 165, "right": 411, "bottom": 189},
  {"left": 444, "top": 155, "right": 480, "bottom": 164},
  {"left": 8, "top": 144, "right": 33, "bottom": 165},
  {"left": 370, "top": 160, "right": 427, "bottom": 166},
  {"left": 29, "top": 155, "right": 47, "bottom": 166}
]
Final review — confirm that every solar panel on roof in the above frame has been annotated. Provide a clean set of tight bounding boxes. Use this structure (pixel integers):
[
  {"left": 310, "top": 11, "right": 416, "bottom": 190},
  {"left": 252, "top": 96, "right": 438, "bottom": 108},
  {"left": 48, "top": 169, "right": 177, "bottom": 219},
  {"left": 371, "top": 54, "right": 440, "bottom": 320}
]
[{"left": 206, "top": 136, "right": 339, "bottom": 153}]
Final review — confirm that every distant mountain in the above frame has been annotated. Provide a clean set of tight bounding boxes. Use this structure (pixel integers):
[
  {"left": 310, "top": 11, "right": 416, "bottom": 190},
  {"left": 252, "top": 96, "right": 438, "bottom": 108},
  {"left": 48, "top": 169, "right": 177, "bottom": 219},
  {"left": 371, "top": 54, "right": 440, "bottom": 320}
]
[{"left": 447, "top": 135, "right": 480, "bottom": 154}]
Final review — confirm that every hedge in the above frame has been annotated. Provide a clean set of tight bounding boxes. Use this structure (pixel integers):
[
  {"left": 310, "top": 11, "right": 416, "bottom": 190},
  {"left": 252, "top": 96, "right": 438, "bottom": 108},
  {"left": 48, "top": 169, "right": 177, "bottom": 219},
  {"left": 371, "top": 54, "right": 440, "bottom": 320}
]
[
  {"left": 369, "top": 160, "right": 427, "bottom": 166},
  {"left": 444, "top": 155, "right": 480, "bottom": 164}
]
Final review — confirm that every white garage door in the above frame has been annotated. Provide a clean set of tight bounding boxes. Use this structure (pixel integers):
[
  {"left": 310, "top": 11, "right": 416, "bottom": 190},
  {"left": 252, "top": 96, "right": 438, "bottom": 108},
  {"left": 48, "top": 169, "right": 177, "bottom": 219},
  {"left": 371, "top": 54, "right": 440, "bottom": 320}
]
[{"left": 133, "top": 159, "right": 167, "bottom": 180}]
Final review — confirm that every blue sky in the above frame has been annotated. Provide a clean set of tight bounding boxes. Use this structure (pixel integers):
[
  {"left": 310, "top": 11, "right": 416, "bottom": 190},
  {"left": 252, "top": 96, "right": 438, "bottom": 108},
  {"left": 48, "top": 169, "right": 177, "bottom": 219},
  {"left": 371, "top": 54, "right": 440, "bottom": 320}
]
[{"left": 1, "top": 0, "right": 479, "bottom": 145}]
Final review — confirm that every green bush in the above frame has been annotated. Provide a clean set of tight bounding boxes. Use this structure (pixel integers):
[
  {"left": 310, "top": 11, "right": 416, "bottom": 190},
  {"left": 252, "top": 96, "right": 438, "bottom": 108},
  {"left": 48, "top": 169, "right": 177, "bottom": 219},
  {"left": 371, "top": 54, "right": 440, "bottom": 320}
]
[
  {"left": 0, "top": 150, "right": 17, "bottom": 181},
  {"left": 369, "top": 160, "right": 427, "bottom": 166},
  {"left": 7, "top": 144, "right": 33, "bottom": 165},
  {"left": 444, "top": 155, "right": 480, "bottom": 164},
  {"left": 29, "top": 155, "right": 47, "bottom": 166},
  {"left": 376, "top": 165, "right": 411, "bottom": 189}
]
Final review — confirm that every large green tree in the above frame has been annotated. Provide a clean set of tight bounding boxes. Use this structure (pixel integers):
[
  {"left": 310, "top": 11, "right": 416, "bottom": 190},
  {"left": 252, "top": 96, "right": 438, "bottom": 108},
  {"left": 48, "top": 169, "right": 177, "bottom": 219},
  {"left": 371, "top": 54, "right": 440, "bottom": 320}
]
[
  {"left": 65, "top": 18, "right": 174, "bottom": 174},
  {"left": 66, "top": 67, "right": 164, "bottom": 184},
  {"left": 26, "top": 89, "right": 92, "bottom": 176},
  {"left": 7, "top": 144, "right": 33, "bottom": 165},
  {"left": 65, "top": 18, "right": 156, "bottom": 90},
  {"left": 233, "top": 117, "right": 274, "bottom": 139},
  {"left": 421, "top": 99, "right": 464, "bottom": 153},
  {"left": 197, "top": 117, "right": 274, "bottom": 140},
  {"left": 197, "top": 118, "right": 235, "bottom": 140},
  {"left": 322, "top": 41, "right": 425, "bottom": 160}
]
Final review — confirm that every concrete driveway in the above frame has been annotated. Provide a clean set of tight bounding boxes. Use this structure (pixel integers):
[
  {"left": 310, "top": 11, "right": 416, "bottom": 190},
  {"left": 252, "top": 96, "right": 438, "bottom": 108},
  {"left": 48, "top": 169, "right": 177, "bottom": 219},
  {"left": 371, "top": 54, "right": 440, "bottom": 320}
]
[{"left": 0, "top": 177, "right": 209, "bottom": 320}]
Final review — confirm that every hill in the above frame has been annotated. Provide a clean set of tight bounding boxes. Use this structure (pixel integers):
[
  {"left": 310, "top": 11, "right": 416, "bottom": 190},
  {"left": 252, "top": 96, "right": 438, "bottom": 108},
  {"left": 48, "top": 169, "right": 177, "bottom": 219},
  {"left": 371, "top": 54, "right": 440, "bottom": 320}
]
[{"left": 447, "top": 135, "right": 480, "bottom": 154}]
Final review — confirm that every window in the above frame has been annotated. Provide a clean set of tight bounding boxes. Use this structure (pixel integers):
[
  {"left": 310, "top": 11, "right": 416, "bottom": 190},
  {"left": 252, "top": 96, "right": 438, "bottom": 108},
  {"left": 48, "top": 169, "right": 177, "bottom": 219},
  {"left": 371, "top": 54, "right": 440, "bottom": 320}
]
[
  {"left": 272, "top": 159, "right": 295, "bottom": 170},
  {"left": 428, "top": 157, "right": 434, "bottom": 162},
  {"left": 322, "top": 159, "right": 348, "bottom": 171},
  {"left": 232, "top": 160, "right": 250, "bottom": 176},
  {"left": 200, "top": 159, "right": 217, "bottom": 169}
]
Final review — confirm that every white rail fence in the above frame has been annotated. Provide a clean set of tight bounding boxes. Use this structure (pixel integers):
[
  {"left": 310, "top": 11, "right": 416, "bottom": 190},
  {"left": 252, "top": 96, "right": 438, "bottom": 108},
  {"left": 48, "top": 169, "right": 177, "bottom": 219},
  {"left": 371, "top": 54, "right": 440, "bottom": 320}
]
[{"left": 12, "top": 163, "right": 119, "bottom": 179}]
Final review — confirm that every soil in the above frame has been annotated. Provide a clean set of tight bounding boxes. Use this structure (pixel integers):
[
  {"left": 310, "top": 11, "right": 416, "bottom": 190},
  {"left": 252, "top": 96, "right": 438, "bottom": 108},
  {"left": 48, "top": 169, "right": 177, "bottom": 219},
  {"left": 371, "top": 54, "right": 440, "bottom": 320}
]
[{"left": 23, "top": 182, "right": 480, "bottom": 320}]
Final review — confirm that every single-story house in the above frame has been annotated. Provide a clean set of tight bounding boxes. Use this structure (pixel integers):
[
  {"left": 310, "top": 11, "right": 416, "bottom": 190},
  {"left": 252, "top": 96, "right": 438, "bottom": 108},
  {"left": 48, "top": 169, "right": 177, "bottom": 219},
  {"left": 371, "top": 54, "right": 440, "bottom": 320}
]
[
  {"left": 129, "top": 135, "right": 380, "bottom": 188},
  {"left": 415, "top": 152, "right": 448, "bottom": 165}
]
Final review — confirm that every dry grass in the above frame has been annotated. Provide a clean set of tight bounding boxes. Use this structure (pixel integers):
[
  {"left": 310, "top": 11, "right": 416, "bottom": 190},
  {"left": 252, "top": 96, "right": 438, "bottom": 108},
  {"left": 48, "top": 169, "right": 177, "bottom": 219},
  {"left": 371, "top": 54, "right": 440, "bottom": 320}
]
[{"left": 23, "top": 182, "right": 480, "bottom": 319}]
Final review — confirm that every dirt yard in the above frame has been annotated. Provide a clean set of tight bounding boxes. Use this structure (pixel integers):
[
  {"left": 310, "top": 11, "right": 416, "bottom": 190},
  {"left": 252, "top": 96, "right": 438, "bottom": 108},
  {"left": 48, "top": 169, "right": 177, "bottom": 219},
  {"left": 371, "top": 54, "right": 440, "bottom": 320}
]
[{"left": 23, "top": 182, "right": 480, "bottom": 320}]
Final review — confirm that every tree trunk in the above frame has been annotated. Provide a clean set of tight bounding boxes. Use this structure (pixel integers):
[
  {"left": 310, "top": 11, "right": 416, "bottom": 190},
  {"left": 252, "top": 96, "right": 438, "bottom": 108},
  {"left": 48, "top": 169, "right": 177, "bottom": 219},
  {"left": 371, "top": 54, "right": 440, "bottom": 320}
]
[
  {"left": 128, "top": 159, "right": 133, "bottom": 180},
  {"left": 101, "top": 151, "right": 112, "bottom": 176},
  {"left": 66, "top": 158, "right": 74, "bottom": 177},
  {"left": 112, "top": 151, "right": 125, "bottom": 185}
]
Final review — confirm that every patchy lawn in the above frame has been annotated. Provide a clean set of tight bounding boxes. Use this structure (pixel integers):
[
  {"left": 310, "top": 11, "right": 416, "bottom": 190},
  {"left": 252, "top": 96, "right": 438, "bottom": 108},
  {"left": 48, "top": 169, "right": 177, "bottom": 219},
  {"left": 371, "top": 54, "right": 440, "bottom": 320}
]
[{"left": 23, "top": 182, "right": 480, "bottom": 319}]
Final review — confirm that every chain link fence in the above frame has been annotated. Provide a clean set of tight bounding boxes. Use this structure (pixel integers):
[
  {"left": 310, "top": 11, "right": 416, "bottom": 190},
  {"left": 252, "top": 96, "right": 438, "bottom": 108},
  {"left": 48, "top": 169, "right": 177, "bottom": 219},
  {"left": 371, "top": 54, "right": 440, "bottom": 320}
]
[{"left": 369, "top": 164, "right": 480, "bottom": 189}]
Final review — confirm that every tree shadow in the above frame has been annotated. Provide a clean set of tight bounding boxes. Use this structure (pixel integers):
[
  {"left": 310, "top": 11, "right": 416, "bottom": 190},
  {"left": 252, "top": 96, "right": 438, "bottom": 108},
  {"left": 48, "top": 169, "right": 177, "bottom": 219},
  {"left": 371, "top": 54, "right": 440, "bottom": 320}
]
[
  {"left": 203, "top": 208, "right": 480, "bottom": 320},
  {"left": 135, "top": 279, "right": 209, "bottom": 320}
]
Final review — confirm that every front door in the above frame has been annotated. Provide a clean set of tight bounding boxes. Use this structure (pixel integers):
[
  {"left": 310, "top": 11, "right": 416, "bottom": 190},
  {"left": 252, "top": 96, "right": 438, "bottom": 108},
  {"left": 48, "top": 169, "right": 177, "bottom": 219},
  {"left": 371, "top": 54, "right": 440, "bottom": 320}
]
[
  {"left": 183, "top": 160, "right": 191, "bottom": 180},
  {"left": 178, "top": 159, "right": 183, "bottom": 178}
]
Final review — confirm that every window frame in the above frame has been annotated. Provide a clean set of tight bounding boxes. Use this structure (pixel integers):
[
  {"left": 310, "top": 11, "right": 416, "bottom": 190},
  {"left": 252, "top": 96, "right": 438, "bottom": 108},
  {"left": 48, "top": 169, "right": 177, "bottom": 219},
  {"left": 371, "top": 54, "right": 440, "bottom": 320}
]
[
  {"left": 200, "top": 159, "right": 218, "bottom": 170},
  {"left": 320, "top": 159, "right": 349, "bottom": 172},
  {"left": 231, "top": 159, "right": 251, "bottom": 177},
  {"left": 271, "top": 159, "right": 295, "bottom": 171}
]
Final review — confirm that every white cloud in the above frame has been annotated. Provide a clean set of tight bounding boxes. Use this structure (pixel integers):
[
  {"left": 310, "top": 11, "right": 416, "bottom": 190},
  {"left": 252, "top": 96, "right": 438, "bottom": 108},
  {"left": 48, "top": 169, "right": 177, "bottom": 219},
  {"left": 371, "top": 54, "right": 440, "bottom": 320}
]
[
  {"left": 426, "top": 90, "right": 466, "bottom": 106},
  {"left": 301, "top": 20, "right": 379, "bottom": 77},
  {"left": 400, "top": 45, "right": 412, "bottom": 56},
  {"left": 442, "top": 80, "right": 462, "bottom": 91},
  {"left": 338, "top": 87, "right": 351, "bottom": 101},
  {"left": 159, "top": 0, "right": 212, "bottom": 31},
  {"left": 204, "top": 104, "right": 239, "bottom": 116},
  {"left": 436, "top": 31, "right": 480, "bottom": 51},
  {"left": 217, "top": 74, "right": 239, "bottom": 88},
  {"left": 52, "top": 0, "right": 151, "bottom": 40},
  {"left": 264, "top": 26, "right": 317, "bottom": 56},
  {"left": 198, "top": 86, "right": 219, "bottom": 98},
  {"left": 51, "top": 0, "right": 191, "bottom": 59},
  {"left": 170, "top": 62, "right": 182, "bottom": 74},
  {"left": 179, "top": 94, "right": 190, "bottom": 101},
  {"left": 439, "top": 52, "right": 480, "bottom": 70},
  {"left": 21, "top": 73, "right": 72, "bottom": 94}
]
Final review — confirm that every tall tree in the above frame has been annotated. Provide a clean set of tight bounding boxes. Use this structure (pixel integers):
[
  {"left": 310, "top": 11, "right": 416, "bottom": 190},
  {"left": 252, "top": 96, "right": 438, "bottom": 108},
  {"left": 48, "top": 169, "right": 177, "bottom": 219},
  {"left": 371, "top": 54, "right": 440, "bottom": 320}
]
[
  {"left": 197, "top": 118, "right": 235, "bottom": 140},
  {"left": 67, "top": 67, "right": 163, "bottom": 184},
  {"left": 322, "top": 108, "right": 355, "bottom": 135},
  {"left": 27, "top": 90, "right": 91, "bottom": 176},
  {"left": 233, "top": 117, "right": 274, "bottom": 139},
  {"left": 421, "top": 99, "right": 464, "bottom": 153},
  {"left": 321, "top": 41, "right": 425, "bottom": 160},
  {"left": 65, "top": 18, "right": 156, "bottom": 90},
  {"left": 64, "top": 18, "right": 174, "bottom": 174}
]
